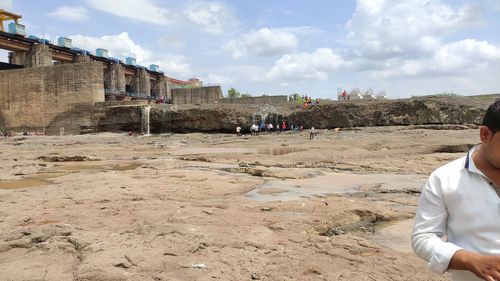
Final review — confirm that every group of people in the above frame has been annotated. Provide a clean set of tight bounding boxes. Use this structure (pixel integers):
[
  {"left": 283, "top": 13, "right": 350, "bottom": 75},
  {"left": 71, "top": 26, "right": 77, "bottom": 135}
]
[
  {"left": 1, "top": 129, "right": 12, "bottom": 139},
  {"left": 302, "top": 95, "right": 320, "bottom": 109},
  {"left": 237, "top": 120, "right": 306, "bottom": 136}
]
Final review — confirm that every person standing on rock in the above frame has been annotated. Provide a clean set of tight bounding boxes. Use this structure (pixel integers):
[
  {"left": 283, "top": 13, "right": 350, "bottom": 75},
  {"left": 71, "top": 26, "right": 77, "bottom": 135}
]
[
  {"left": 236, "top": 126, "right": 241, "bottom": 136},
  {"left": 260, "top": 121, "right": 265, "bottom": 134},
  {"left": 412, "top": 100, "right": 500, "bottom": 281},
  {"left": 309, "top": 127, "right": 315, "bottom": 140}
]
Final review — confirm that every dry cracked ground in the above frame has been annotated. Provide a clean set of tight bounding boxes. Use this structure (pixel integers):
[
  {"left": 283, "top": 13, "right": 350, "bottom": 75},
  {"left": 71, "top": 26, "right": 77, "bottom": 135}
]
[{"left": 0, "top": 126, "right": 479, "bottom": 280}]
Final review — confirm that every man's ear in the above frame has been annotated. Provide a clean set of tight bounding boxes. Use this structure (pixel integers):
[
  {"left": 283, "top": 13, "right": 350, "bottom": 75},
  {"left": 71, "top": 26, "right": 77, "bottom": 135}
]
[{"left": 479, "top": 126, "right": 492, "bottom": 143}]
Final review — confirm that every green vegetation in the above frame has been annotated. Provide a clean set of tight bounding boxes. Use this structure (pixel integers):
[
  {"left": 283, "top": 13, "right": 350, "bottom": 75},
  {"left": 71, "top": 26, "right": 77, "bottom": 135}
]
[
  {"left": 434, "top": 92, "right": 462, "bottom": 97},
  {"left": 411, "top": 91, "right": 463, "bottom": 99},
  {"left": 227, "top": 87, "right": 241, "bottom": 98}
]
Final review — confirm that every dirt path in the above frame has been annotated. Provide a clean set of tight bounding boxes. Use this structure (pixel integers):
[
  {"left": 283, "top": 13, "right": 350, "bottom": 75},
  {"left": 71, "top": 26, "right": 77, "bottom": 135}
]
[{"left": 0, "top": 127, "right": 477, "bottom": 280}]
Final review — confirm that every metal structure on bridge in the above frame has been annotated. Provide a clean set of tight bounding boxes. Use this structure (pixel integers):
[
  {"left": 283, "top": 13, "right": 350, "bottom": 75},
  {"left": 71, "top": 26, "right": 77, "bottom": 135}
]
[{"left": 0, "top": 9, "right": 21, "bottom": 32}]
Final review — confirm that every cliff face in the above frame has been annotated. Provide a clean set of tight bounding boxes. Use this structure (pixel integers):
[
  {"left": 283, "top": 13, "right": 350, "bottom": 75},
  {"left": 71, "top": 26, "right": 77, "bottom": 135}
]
[
  {"left": 148, "top": 106, "right": 251, "bottom": 133},
  {"left": 50, "top": 95, "right": 494, "bottom": 135},
  {"left": 287, "top": 98, "right": 487, "bottom": 128},
  {"left": 96, "top": 105, "right": 258, "bottom": 133}
]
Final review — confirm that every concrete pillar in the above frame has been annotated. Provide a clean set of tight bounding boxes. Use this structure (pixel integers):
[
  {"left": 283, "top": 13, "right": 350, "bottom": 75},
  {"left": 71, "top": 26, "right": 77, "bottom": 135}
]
[
  {"left": 104, "top": 64, "right": 126, "bottom": 93},
  {"left": 27, "top": 44, "right": 52, "bottom": 67},
  {"left": 74, "top": 54, "right": 91, "bottom": 63},
  {"left": 165, "top": 80, "right": 173, "bottom": 100},
  {"left": 8, "top": 51, "right": 27, "bottom": 66},
  {"left": 151, "top": 76, "right": 168, "bottom": 98},
  {"left": 137, "top": 69, "right": 151, "bottom": 96}
]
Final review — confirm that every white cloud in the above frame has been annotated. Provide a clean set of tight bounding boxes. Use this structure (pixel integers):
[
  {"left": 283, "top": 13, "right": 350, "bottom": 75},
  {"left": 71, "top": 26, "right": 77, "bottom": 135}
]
[
  {"left": 185, "top": 2, "right": 238, "bottom": 34},
  {"left": 254, "top": 48, "right": 348, "bottom": 82},
  {"left": 70, "top": 32, "right": 192, "bottom": 78},
  {"left": 225, "top": 28, "right": 298, "bottom": 59},
  {"left": 70, "top": 32, "right": 152, "bottom": 62},
  {"left": 202, "top": 73, "right": 235, "bottom": 85},
  {"left": 86, "top": 0, "right": 170, "bottom": 25},
  {"left": 158, "top": 36, "right": 186, "bottom": 50},
  {"left": 346, "top": 0, "right": 483, "bottom": 60},
  {"left": 155, "top": 55, "right": 192, "bottom": 78},
  {"left": 376, "top": 39, "right": 500, "bottom": 78},
  {"left": 0, "top": 0, "right": 13, "bottom": 9},
  {"left": 50, "top": 6, "right": 89, "bottom": 22},
  {"left": 337, "top": 0, "right": 500, "bottom": 82}
]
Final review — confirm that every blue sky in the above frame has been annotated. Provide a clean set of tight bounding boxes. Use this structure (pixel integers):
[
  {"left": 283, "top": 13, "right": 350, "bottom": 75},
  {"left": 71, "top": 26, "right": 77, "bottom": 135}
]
[{"left": 1, "top": 0, "right": 499, "bottom": 98}]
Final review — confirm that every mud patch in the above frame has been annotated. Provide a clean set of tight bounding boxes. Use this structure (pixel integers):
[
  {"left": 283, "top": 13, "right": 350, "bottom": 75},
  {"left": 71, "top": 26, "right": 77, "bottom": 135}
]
[
  {"left": 321, "top": 210, "right": 391, "bottom": 236},
  {"left": 38, "top": 155, "right": 97, "bottom": 162},
  {"left": 433, "top": 144, "right": 474, "bottom": 153}
]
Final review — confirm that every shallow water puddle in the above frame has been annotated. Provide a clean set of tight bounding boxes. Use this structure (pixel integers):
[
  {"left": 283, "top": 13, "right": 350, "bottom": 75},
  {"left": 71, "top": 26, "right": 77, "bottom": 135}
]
[
  {"left": 0, "top": 173, "right": 65, "bottom": 189},
  {"left": 57, "top": 162, "right": 142, "bottom": 172},
  {"left": 246, "top": 175, "right": 357, "bottom": 202},
  {"left": 370, "top": 219, "right": 414, "bottom": 253},
  {"left": 171, "top": 147, "right": 305, "bottom": 156},
  {"left": 260, "top": 147, "right": 306, "bottom": 155},
  {"left": 0, "top": 162, "right": 142, "bottom": 190},
  {"left": 246, "top": 173, "right": 425, "bottom": 202}
]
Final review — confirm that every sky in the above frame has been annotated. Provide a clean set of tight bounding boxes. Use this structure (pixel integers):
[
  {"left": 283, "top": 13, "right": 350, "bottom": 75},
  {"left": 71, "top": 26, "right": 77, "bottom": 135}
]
[{"left": 1, "top": 0, "right": 499, "bottom": 98}]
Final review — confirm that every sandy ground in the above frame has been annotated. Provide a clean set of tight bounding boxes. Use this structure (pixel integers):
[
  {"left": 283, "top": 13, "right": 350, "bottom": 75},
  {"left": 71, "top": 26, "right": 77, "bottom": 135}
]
[{"left": 0, "top": 127, "right": 479, "bottom": 281}]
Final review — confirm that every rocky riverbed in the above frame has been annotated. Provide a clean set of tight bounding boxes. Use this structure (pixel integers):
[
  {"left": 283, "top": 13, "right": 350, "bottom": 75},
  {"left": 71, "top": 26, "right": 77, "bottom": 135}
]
[{"left": 0, "top": 125, "right": 481, "bottom": 280}]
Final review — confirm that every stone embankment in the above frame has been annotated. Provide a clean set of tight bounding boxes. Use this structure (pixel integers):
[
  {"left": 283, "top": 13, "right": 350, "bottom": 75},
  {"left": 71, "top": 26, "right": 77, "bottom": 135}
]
[{"left": 91, "top": 95, "right": 497, "bottom": 134}]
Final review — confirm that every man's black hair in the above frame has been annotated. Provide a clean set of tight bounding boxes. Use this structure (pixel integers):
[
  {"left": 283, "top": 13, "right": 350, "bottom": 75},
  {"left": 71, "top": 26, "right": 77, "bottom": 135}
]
[{"left": 482, "top": 99, "right": 500, "bottom": 134}]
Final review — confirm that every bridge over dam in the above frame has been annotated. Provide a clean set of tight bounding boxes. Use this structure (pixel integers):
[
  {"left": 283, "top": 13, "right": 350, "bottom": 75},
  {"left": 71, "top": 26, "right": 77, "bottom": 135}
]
[{"left": 0, "top": 30, "right": 188, "bottom": 100}]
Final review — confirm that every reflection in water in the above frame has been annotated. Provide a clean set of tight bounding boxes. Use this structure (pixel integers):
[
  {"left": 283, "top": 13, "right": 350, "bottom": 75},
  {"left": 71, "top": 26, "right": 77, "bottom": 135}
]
[
  {"left": 0, "top": 162, "right": 142, "bottom": 190},
  {"left": 246, "top": 173, "right": 425, "bottom": 202},
  {"left": 172, "top": 147, "right": 306, "bottom": 156},
  {"left": 0, "top": 173, "right": 64, "bottom": 190}
]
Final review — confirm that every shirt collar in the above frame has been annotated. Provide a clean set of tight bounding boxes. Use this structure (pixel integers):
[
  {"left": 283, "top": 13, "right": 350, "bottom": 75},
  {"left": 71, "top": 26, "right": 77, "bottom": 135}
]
[
  {"left": 465, "top": 144, "right": 495, "bottom": 185},
  {"left": 465, "top": 144, "right": 483, "bottom": 175}
]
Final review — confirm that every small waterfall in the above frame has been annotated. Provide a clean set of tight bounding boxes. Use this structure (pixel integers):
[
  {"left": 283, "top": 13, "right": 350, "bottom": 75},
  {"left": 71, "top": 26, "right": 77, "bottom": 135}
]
[
  {"left": 141, "top": 106, "right": 151, "bottom": 135},
  {"left": 252, "top": 105, "right": 276, "bottom": 125}
]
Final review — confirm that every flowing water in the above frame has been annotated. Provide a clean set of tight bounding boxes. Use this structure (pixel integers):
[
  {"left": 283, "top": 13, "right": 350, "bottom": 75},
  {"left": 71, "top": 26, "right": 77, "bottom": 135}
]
[{"left": 141, "top": 106, "right": 151, "bottom": 135}]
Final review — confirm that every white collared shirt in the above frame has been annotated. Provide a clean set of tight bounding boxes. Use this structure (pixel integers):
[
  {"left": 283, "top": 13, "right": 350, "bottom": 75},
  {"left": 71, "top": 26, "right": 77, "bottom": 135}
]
[{"left": 412, "top": 145, "right": 500, "bottom": 281}]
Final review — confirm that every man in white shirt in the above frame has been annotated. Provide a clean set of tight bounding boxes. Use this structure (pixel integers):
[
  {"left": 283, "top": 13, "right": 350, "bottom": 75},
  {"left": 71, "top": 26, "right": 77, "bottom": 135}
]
[{"left": 412, "top": 100, "right": 500, "bottom": 281}]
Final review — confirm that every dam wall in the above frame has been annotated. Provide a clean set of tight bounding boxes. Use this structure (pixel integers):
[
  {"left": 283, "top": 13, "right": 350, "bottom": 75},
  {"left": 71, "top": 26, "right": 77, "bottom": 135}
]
[{"left": 0, "top": 61, "right": 104, "bottom": 132}]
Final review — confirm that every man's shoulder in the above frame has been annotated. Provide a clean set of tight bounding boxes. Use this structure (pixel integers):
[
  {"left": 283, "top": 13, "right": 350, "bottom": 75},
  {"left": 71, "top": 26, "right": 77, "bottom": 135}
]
[{"left": 430, "top": 155, "right": 467, "bottom": 179}]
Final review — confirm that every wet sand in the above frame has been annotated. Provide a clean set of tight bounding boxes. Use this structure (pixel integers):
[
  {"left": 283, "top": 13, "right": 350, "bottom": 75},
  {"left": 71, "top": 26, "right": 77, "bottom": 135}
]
[{"left": 0, "top": 127, "right": 477, "bottom": 280}]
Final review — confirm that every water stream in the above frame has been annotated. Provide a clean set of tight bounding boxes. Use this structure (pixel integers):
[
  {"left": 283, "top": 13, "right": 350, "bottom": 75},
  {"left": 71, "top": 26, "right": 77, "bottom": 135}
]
[{"left": 141, "top": 106, "right": 151, "bottom": 135}]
